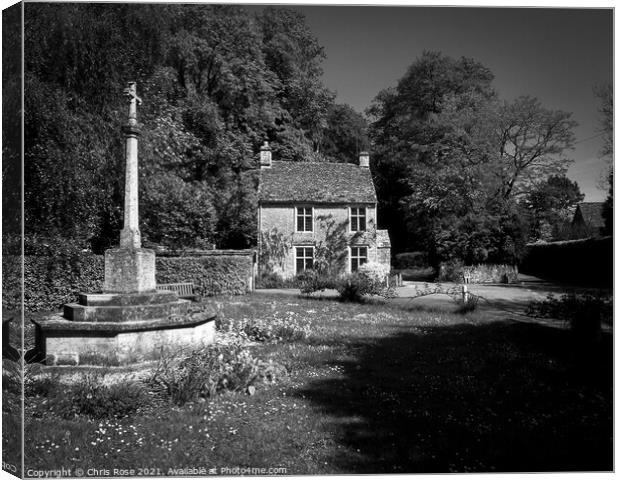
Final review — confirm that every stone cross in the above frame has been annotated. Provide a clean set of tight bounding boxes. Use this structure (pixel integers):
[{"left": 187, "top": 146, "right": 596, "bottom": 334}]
[{"left": 120, "top": 81, "right": 142, "bottom": 249}]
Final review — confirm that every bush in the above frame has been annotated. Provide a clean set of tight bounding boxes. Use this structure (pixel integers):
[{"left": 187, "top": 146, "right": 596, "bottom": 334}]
[
  {"left": 296, "top": 269, "right": 335, "bottom": 295},
  {"left": 527, "top": 292, "right": 612, "bottom": 341},
  {"left": 148, "top": 344, "right": 285, "bottom": 406}
]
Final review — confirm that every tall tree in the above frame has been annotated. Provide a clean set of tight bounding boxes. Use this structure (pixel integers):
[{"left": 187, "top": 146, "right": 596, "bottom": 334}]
[
  {"left": 321, "top": 104, "right": 368, "bottom": 163},
  {"left": 493, "top": 96, "right": 577, "bottom": 200},
  {"left": 595, "top": 84, "right": 613, "bottom": 236},
  {"left": 522, "top": 174, "right": 584, "bottom": 241},
  {"left": 367, "top": 51, "right": 497, "bottom": 254}
]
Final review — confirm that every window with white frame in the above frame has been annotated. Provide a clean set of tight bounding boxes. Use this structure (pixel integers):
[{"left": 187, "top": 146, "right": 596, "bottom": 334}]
[
  {"left": 350, "top": 207, "right": 366, "bottom": 232},
  {"left": 296, "top": 207, "right": 313, "bottom": 232},
  {"left": 350, "top": 246, "right": 368, "bottom": 272},
  {"left": 295, "top": 247, "right": 314, "bottom": 273}
]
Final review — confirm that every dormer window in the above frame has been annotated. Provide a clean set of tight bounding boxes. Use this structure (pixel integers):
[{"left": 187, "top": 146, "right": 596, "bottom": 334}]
[
  {"left": 296, "top": 206, "right": 313, "bottom": 232},
  {"left": 350, "top": 207, "right": 366, "bottom": 232}
]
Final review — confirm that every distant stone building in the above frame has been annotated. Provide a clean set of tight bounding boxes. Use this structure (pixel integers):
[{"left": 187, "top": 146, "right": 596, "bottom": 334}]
[
  {"left": 572, "top": 202, "right": 605, "bottom": 237},
  {"left": 257, "top": 142, "right": 391, "bottom": 279}
]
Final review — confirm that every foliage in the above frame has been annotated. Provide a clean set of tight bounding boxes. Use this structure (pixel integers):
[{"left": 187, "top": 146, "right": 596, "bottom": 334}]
[
  {"left": 527, "top": 292, "right": 612, "bottom": 341},
  {"left": 437, "top": 261, "right": 518, "bottom": 284},
  {"left": 522, "top": 175, "right": 584, "bottom": 241},
  {"left": 601, "top": 171, "right": 613, "bottom": 237},
  {"left": 321, "top": 103, "right": 369, "bottom": 163},
  {"left": 216, "top": 310, "right": 312, "bottom": 343},
  {"left": 156, "top": 255, "right": 253, "bottom": 297},
  {"left": 296, "top": 269, "right": 335, "bottom": 295},
  {"left": 141, "top": 174, "right": 217, "bottom": 249},
  {"left": 368, "top": 51, "right": 576, "bottom": 264},
  {"left": 594, "top": 83, "right": 613, "bottom": 159},
  {"left": 335, "top": 269, "right": 393, "bottom": 302},
  {"left": 23, "top": 4, "right": 360, "bottom": 251},
  {"left": 4, "top": 253, "right": 252, "bottom": 312},
  {"left": 394, "top": 251, "right": 429, "bottom": 269},
  {"left": 148, "top": 344, "right": 285, "bottom": 406},
  {"left": 357, "top": 261, "right": 390, "bottom": 285},
  {"left": 313, "top": 215, "right": 361, "bottom": 276},
  {"left": 259, "top": 228, "right": 291, "bottom": 273},
  {"left": 255, "top": 271, "right": 297, "bottom": 289},
  {"left": 3, "top": 254, "right": 104, "bottom": 312}
]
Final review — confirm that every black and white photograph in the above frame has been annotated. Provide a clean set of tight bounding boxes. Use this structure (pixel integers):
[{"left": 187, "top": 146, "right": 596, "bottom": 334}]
[{"left": 1, "top": 1, "right": 614, "bottom": 477}]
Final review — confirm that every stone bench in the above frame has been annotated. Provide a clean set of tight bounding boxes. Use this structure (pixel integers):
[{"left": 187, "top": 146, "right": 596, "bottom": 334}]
[{"left": 157, "top": 282, "right": 200, "bottom": 302}]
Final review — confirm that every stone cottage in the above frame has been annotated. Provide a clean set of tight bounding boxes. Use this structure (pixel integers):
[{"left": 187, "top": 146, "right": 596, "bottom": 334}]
[{"left": 257, "top": 142, "right": 391, "bottom": 279}]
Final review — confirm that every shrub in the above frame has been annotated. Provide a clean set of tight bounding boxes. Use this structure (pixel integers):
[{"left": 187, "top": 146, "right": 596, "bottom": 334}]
[
  {"left": 296, "top": 269, "right": 334, "bottom": 295},
  {"left": 358, "top": 261, "right": 390, "bottom": 286},
  {"left": 527, "top": 292, "right": 612, "bottom": 340},
  {"left": 148, "top": 344, "right": 285, "bottom": 406},
  {"left": 437, "top": 259, "right": 465, "bottom": 282}
]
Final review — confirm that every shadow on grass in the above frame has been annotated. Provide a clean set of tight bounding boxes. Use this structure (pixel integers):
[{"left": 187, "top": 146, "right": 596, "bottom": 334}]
[{"left": 296, "top": 320, "right": 612, "bottom": 473}]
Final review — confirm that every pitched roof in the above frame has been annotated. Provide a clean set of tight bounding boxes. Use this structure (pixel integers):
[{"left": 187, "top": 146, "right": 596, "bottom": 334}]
[
  {"left": 258, "top": 161, "right": 377, "bottom": 204},
  {"left": 574, "top": 202, "right": 605, "bottom": 229}
]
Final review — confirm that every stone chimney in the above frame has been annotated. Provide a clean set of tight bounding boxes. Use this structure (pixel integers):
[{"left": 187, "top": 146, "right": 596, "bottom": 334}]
[
  {"left": 260, "top": 141, "right": 272, "bottom": 168},
  {"left": 359, "top": 151, "right": 370, "bottom": 168}
]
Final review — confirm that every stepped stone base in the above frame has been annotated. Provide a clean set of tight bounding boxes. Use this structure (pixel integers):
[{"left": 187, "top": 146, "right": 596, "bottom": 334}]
[
  {"left": 32, "top": 310, "right": 216, "bottom": 366},
  {"left": 31, "top": 289, "right": 217, "bottom": 366},
  {"left": 104, "top": 248, "right": 156, "bottom": 293}
]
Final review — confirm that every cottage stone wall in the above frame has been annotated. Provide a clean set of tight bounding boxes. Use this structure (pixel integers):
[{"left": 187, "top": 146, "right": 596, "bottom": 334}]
[{"left": 260, "top": 203, "right": 388, "bottom": 279}]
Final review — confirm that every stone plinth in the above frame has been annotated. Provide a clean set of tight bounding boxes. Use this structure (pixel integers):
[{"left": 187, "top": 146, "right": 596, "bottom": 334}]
[
  {"left": 32, "top": 309, "right": 216, "bottom": 366},
  {"left": 104, "top": 248, "right": 156, "bottom": 293}
]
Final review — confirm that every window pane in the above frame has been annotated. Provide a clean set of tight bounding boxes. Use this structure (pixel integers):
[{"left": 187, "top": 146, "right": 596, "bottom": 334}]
[
  {"left": 359, "top": 216, "right": 366, "bottom": 231},
  {"left": 360, "top": 247, "right": 368, "bottom": 258},
  {"left": 305, "top": 258, "right": 313, "bottom": 270},
  {"left": 305, "top": 215, "right": 312, "bottom": 232},
  {"left": 297, "top": 214, "right": 304, "bottom": 231},
  {"left": 352, "top": 258, "right": 359, "bottom": 272}
]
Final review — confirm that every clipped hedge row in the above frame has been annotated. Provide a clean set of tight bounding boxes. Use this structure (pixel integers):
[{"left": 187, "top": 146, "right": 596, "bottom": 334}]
[
  {"left": 520, "top": 236, "right": 612, "bottom": 287},
  {"left": 3, "top": 252, "right": 254, "bottom": 312},
  {"left": 3, "top": 254, "right": 104, "bottom": 312},
  {"left": 156, "top": 255, "right": 253, "bottom": 297}
]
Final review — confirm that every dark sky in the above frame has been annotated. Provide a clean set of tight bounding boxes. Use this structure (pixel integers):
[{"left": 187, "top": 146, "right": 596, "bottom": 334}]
[{"left": 284, "top": 6, "right": 613, "bottom": 201}]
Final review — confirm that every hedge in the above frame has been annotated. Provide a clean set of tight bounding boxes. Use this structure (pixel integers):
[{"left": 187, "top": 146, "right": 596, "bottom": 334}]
[
  {"left": 156, "top": 255, "right": 253, "bottom": 297},
  {"left": 520, "top": 236, "right": 612, "bottom": 287},
  {"left": 437, "top": 260, "right": 518, "bottom": 284},
  {"left": 3, "top": 252, "right": 254, "bottom": 312},
  {"left": 3, "top": 254, "right": 105, "bottom": 312}
]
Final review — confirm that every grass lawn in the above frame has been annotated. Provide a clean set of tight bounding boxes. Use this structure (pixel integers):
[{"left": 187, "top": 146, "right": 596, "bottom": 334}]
[{"left": 7, "top": 293, "right": 613, "bottom": 475}]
